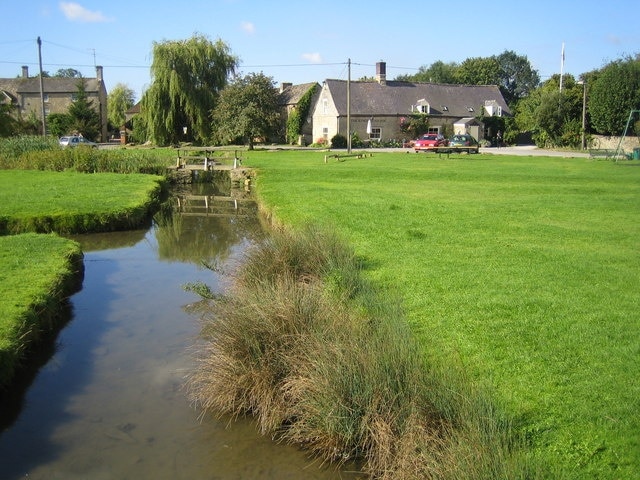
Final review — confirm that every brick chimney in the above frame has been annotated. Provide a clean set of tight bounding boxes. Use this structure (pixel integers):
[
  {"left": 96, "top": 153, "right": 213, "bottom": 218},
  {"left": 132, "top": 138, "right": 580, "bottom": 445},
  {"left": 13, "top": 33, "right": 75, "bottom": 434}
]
[
  {"left": 376, "top": 61, "right": 386, "bottom": 85},
  {"left": 21, "top": 65, "right": 29, "bottom": 78},
  {"left": 96, "top": 65, "right": 103, "bottom": 81}
]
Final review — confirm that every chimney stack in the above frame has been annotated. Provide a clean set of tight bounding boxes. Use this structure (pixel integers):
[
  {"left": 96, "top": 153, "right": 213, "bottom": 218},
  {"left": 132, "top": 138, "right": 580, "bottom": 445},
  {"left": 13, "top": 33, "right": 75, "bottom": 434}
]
[
  {"left": 96, "top": 65, "right": 103, "bottom": 81},
  {"left": 376, "top": 61, "right": 386, "bottom": 85},
  {"left": 21, "top": 65, "right": 29, "bottom": 78},
  {"left": 280, "top": 82, "right": 292, "bottom": 93}
]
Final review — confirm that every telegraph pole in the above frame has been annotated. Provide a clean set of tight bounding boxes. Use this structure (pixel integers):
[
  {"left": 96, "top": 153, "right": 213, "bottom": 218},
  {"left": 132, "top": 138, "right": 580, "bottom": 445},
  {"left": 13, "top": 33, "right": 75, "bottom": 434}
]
[
  {"left": 347, "top": 58, "right": 351, "bottom": 153},
  {"left": 37, "top": 37, "right": 46, "bottom": 136}
]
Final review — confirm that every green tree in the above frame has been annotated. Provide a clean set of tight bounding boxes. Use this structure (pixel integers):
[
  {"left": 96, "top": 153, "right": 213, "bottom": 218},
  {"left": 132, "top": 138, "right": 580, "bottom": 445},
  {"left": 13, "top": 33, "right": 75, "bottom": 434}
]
[
  {"left": 588, "top": 56, "right": 640, "bottom": 135},
  {"left": 211, "top": 72, "right": 280, "bottom": 150},
  {"left": 140, "top": 34, "right": 238, "bottom": 145},
  {"left": 54, "top": 68, "right": 82, "bottom": 78},
  {"left": 496, "top": 50, "right": 540, "bottom": 106},
  {"left": 108, "top": 83, "right": 135, "bottom": 129},
  {"left": 46, "top": 112, "right": 73, "bottom": 137},
  {"left": 67, "top": 79, "right": 100, "bottom": 140},
  {"left": 515, "top": 74, "right": 583, "bottom": 147},
  {"left": 455, "top": 56, "right": 501, "bottom": 85},
  {"left": 400, "top": 60, "right": 459, "bottom": 83},
  {"left": 0, "top": 104, "right": 17, "bottom": 137}
]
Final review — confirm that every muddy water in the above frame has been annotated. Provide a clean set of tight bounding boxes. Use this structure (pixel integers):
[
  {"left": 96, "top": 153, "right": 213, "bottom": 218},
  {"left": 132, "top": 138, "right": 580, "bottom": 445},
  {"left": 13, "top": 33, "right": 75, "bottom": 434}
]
[{"left": 0, "top": 186, "right": 361, "bottom": 480}]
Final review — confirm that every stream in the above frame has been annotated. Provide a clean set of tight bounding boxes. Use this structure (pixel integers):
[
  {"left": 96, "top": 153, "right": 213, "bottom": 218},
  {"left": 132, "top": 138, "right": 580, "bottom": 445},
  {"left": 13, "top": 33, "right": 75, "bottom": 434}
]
[{"left": 0, "top": 184, "right": 361, "bottom": 479}]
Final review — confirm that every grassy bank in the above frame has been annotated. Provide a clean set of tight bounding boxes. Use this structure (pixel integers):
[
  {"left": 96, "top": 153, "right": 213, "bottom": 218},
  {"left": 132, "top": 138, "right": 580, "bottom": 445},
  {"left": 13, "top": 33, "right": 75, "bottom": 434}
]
[
  {"left": 0, "top": 233, "right": 82, "bottom": 386},
  {"left": 237, "top": 150, "right": 639, "bottom": 479},
  {"left": 0, "top": 170, "right": 165, "bottom": 234},
  {"left": 0, "top": 166, "right": 165, "bottom": 387}
]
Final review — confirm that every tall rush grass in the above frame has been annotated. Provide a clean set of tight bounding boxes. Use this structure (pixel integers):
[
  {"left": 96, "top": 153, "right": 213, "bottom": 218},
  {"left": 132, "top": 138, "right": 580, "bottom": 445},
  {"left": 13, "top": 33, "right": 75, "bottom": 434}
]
[{"left": 187, "top": 224, "right": 538, "bottom": 479}]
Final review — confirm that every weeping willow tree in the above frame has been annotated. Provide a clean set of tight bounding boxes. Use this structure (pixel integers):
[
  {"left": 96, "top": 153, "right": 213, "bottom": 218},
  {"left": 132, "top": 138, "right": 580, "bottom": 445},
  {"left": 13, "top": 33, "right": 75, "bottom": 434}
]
[{"left": 140, "top": 34, "right": 237, "bottom": 146}]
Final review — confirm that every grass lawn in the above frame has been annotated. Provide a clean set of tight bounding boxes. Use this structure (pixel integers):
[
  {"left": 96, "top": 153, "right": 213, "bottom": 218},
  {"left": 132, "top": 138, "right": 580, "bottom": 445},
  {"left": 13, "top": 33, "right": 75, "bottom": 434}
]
[
  {"left": 244, "top": 149, "right": 640, "bottom": 479},
  {"left": 0, "top": 170, "right": 165, "bottom": 234}
]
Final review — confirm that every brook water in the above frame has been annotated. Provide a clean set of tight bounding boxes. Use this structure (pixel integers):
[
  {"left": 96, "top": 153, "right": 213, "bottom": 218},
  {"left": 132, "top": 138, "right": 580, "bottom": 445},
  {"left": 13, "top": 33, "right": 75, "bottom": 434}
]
[{"left": 0, "top": 184, "right": 360, "bottom": 479}]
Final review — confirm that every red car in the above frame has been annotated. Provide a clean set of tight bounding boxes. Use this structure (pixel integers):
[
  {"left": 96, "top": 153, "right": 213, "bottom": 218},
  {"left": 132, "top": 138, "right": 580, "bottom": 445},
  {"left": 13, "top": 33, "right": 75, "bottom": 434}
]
[{"left": 414, "top": 133, "right": 448, "bottom": 152}]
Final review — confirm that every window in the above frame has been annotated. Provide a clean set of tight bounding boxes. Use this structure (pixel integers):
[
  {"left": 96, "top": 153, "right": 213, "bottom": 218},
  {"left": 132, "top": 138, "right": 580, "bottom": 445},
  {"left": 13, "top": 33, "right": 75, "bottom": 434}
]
[
  {"left": 467, "top": 107, "right": 474, "bottom": 112},
  {"left": 43, "top": 94, "right": 49, "bottom": 103},
  {"left": 322, "top": 127, "right": 329, "bottom": 140},
  {"left": 496, "top": 106, "right": 502, "bottom": 117},
  {"left": 370, "top": 127, "right": 381, "bottom": 140},
  {"left": 441, "top": 105, "right": 448, "bottom": 112},
  {"left": 322, "top": 99, "right": 328, "bottom": 114},
  {"left": 71, "top": 93, "right": 78, "bottom": 101}
]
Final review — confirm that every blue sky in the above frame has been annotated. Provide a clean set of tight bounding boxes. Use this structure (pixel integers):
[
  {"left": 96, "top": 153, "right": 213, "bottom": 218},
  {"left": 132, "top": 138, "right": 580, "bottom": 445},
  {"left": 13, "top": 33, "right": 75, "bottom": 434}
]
[{"left": 1, "top": 0, "right": 638, "bottom": 101}]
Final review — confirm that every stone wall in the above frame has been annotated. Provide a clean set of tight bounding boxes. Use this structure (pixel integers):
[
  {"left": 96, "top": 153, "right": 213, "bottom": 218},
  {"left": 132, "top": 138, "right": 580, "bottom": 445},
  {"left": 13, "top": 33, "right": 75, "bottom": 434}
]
[{"left": 590, "top": 134, "right": 639, "bottom": 151}]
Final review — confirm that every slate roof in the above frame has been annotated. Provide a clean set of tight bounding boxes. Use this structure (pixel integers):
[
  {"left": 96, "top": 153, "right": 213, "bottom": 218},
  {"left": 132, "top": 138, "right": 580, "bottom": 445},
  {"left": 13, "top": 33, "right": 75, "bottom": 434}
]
[
  {"left": 0, "top": 77, "right": 101, "bottom": 98},
  {"left": 324, "top": 79, "right": 511, "bottom": 118},
  {"left": 278, "top": 82, "right": 318, "bottom": 106}
]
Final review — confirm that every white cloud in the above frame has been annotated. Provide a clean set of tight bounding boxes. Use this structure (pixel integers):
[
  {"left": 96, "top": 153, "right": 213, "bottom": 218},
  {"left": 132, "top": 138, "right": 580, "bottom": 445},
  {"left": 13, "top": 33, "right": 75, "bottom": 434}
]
[
  {"left": 241, "top": 21, "right": 255, "bottom": 34},
  {"left": 302, "top": 52, "right": 322, "bottom": 63},
  {"left": 59, "top": 2, "right": 112, "bottom": 22}
]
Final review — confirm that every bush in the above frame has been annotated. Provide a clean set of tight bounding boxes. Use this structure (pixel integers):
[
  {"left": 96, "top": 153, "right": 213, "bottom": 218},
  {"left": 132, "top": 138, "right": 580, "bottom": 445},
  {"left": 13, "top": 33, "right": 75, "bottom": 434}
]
[{"left": 330, "top": 133, "right": 347, "bottom": 149}]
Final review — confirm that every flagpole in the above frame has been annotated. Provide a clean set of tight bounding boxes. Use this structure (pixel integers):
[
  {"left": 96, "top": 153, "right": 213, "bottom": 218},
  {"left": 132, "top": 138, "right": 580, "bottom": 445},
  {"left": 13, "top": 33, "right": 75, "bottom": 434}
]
[{"left": 559, "top": 42, "right": 565, "bottom": 93}]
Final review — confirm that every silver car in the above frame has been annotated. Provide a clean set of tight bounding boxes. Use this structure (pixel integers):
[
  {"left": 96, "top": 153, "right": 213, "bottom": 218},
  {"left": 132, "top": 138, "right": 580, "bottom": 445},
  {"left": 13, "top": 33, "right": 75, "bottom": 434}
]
[{"left": 59, "top": 135, "right": 98, "bottom": 148}]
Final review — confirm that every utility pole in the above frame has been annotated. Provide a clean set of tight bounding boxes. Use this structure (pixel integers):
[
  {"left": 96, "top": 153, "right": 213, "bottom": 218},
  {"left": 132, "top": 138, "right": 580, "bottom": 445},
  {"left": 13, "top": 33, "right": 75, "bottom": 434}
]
[
  {"left": 37, "top": 36, "right": 46, "bottom": 136},
  {"left": 347, "top": 58, "right": 351, "bottom": 153}
]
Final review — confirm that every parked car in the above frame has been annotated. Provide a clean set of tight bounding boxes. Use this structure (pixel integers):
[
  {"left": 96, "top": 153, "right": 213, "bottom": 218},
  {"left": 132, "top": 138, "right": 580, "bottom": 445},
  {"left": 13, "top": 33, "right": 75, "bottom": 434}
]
[
  {"left": 414, "top": 133, "right": 448, "bottom": 152},
  {"left": 448, "top": 134, "right": 479, "bottom": 153},
  {"left": 59, "top": 135, "right": 98, "bottom": 148}
]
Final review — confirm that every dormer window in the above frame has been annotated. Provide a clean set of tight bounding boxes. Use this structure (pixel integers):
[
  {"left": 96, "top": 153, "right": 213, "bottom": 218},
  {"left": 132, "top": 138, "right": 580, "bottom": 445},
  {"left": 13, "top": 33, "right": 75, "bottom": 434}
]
[{"left": 415, "top": 99, "right": 430, "bottom": 114}]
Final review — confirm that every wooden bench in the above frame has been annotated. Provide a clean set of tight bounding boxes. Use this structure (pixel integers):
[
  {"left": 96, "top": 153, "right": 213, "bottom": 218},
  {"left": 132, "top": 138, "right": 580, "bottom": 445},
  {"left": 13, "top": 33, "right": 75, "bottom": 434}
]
[{"left": 324, "top": 152, "right": 373, "bottom": 163}]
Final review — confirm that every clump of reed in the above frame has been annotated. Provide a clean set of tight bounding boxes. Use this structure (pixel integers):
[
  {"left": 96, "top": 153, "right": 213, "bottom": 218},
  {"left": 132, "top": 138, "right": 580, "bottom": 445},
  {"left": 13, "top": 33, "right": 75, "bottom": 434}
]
[
  {"left": 0, "top": 135, "right": 59, "bottom": 164},
  {"left": 0, "top": 136, "right": 172, "bottom": 174},
  {"left": 187, "top": 224, "right": 539, "bottom": 479}
]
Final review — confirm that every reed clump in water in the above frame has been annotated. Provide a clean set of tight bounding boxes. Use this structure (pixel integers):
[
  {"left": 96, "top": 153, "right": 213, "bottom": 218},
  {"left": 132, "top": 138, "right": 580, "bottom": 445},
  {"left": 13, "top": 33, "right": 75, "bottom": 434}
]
[{"left": 187, "top": 224, "right": 537, "bottom": 479}]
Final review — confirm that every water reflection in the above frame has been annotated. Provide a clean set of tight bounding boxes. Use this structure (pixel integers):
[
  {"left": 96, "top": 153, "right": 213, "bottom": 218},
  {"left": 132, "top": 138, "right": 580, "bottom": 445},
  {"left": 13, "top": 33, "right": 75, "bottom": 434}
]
[{"left": 0, "top": 184, "right": 360, "bottom": 480}]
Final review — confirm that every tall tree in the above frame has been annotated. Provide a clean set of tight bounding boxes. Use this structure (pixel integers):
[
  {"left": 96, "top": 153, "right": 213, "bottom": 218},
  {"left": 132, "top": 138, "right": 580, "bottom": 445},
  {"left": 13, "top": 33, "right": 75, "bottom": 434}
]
[
  {"left": 108, "top": 83, "right": 135, "bottom": 129},
  {"left": 455, "top": 56, "right": 501, "bottom": 85},
  {"left": 211, "top": 73, "right": 280, "bottom": 150},
  {"left": 588, "top": 56, "right": 640, "bottom": 135},
  {"left": 140, "top": 34, "right": 237, "bottom": 145},
  {"left": 54, "top": 68, "right": 82, "bottom": 78},
  {"left": 514, "top": 74, "right": 583, "bottom": 147},
  {"left": 67, "top": 79, "right": 100, "bottom": 140},
  {"left": 396, "top": 60, "right": 459, "bottom": 83},
  {"left": 0, "top": 104, "right": 17, "bottom": 137},
  {"left": 496, "top": 50, "right": 540, "bottom": 106}
]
